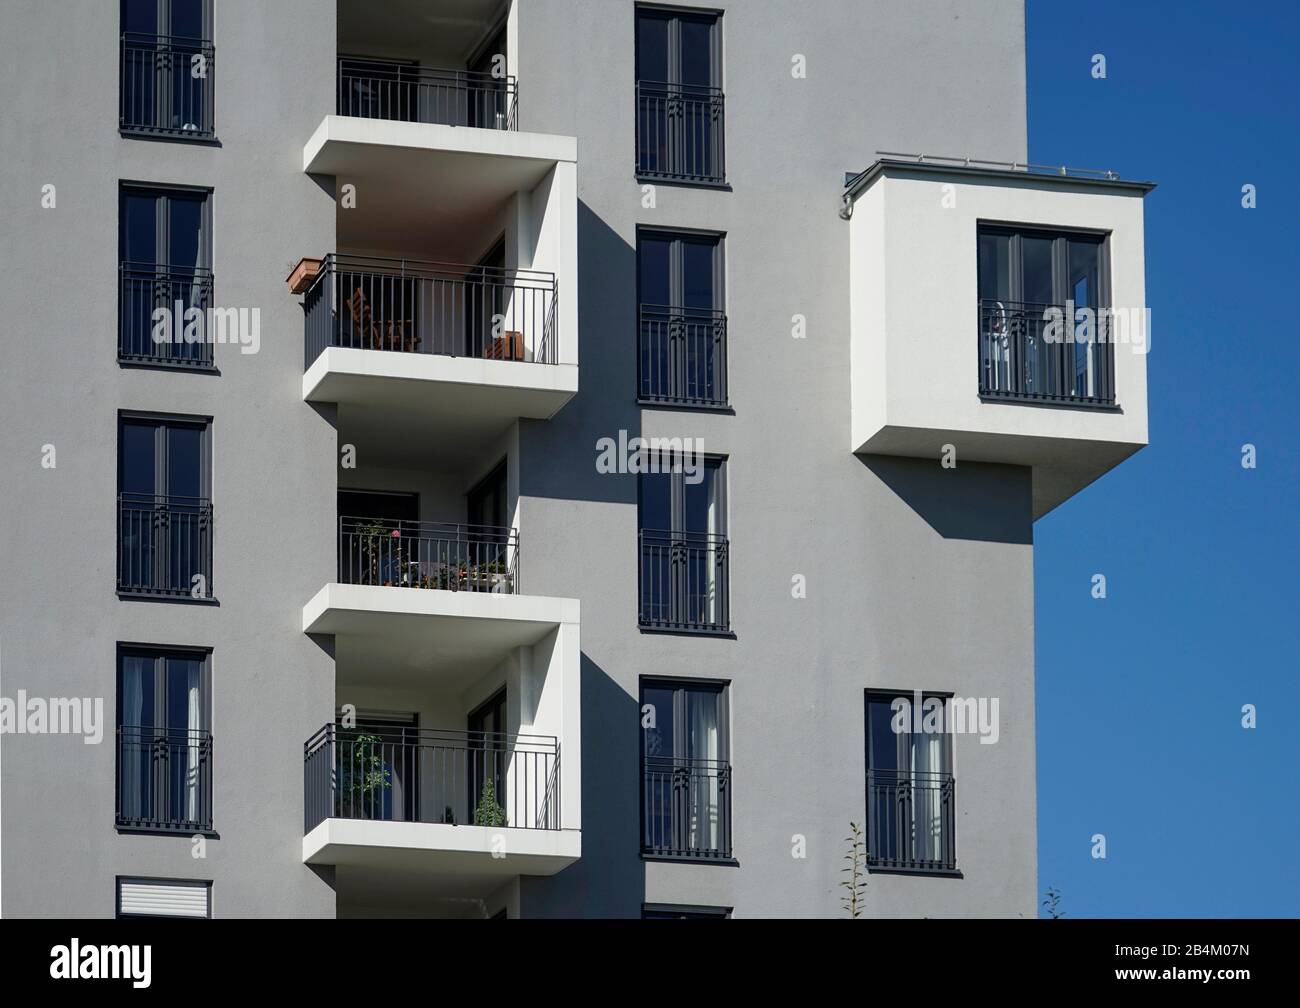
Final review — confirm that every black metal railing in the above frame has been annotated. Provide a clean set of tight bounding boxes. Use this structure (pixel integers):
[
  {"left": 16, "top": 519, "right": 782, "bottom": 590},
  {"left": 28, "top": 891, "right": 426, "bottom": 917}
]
[
  {"left": 120, "top": 33, "right": 215, "bottom": 137},
  {"left": 338, "top": 58, "right": 517, "bottom": 129},
  {"left": 866, "top": 769, "right": 956, "bottom": 872},
  {"left": 304, "top": 724, "right": 560, "bottom": 833},
  {"left": 119, "top": 262, "right": 214, "bottom": 367},
  {"left": 638, "top": 305, "right": 727, "bottom": 406},
  {"left": 303, "top": 254, "right": 557, "bottom": 369},
  {"left": 338, "top": 516, "right": 519, "bottom": 593},
  {"left": 117, "top": 492, "right": 213, "bottom": 597},
  {"left": 636, "top": 81, "right": 725, "bottom": 184},
  {"left": 642, "top": 756, "right": 731, "bottom": 859},
  {"left": 978, "top": 299, "right": 1115, "bottom": 406},
  {"left": 116, "top": 727, "right": 213, "bottom": 832},
  {"left": 638, "top": 530, "right": 729, "bottom": 632}
]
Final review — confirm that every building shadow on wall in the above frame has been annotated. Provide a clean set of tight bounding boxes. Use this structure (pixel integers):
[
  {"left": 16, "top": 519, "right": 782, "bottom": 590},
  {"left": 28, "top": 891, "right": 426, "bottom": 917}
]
[
  {"left": 857, "top": 454, "right": 1033, "bottom": 545},
  {"left": 519, "top": 200, "right": 642, "bottom": 506},
  {"left": 521, "top": 653, "right": 646, "bottom": 917}
]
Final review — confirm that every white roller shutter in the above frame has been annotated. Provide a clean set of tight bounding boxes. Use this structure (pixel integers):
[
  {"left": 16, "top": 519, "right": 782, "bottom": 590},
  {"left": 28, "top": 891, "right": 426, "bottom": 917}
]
[{"left": 117, "top": 878, "right": 211, "bottom": 918}]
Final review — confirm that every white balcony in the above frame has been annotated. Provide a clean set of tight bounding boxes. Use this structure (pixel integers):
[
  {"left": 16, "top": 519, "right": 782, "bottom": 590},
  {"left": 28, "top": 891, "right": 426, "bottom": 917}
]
[
  {"left": 298, "top": 110, "right": 578, "bottom": 463},
  {"left": 846, "top": 158, "right": 1155, "bottom": 517},
  {"left": 303, "top": 819, "right": 580, "bottom": 881},
  {"left": 301, "top": 583, "right": 581, "bottom": 904}
]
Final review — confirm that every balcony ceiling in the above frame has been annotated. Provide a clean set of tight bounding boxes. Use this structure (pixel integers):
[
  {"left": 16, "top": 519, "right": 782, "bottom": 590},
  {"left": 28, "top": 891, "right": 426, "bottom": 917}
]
[
  {"left": 304, "top": 583, "right": 578, "bottom": 689},
  {"left": 304, "top": 117, "right": 573, "bottom": 262},
  {"left": 338, "top": 0, "right": 506, "bottom": 67},
  {"left": 303, "top": 347, "right": 579, "bottom": 471}
]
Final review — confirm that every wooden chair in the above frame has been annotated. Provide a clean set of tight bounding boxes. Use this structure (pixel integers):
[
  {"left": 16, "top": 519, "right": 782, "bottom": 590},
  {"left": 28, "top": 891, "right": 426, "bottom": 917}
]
[
  {"left": 344, "top": 287, "right": 381, "bottom": 349},
  {"left": 483, "top": 330, "right": 524, "bottom": 361}
]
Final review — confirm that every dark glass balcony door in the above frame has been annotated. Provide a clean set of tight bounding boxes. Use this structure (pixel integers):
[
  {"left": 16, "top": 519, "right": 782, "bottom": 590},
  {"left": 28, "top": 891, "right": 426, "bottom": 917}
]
[
  {"left": 468, "top": 690, "right": 507, "bottom": 825},
  {"left": 338, "top": 56, "right": 420, "bottom": 122},
  {"left": 119, "top": 186, "right": 210, "bottom": 364},
  {"left": 467, "top": 461, "right": 509, "bottom": 571},
  {"left": 636, "top": 8, "right": 723, "bottom": 181},
  {"left": 465, "top": 238, "right": 507, "bottom": 358},
  {"left": 977, "top": 227, "right": 1109, "bottom": 402},
  {"left": 638, "top": 458, "right": 727, "bottom": 630},
  {"left": 336, "top": 714, "right": 419, "bottom": 823},
  {"left": 117, "top": 648, "right": 210, "bottom": 830},
  {"left": 467, "top": 26, "right": 510, "bottom": 128},
  {"left": 121, "top": 0, "right": 211, "bottom": 135},
  {"left": 118, "top": 415, "right": 208, "bottom": 594},
  {"left": 337, "top": 489, "right": 418, "bottom": 585},
  {"left": 641, "top": 681, "right": 729, "bottom": 858},
  {"left": 864, "top": 695, "right": 954, "bottom": 870},
  {"left": 638, "top": 231, "right": 725, "bottom": 405}
]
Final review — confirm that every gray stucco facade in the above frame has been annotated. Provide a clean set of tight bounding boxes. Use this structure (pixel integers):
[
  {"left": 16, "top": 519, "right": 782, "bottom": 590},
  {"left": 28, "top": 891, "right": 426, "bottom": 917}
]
[{"left": 0, "top": 0, "right": 1050, "bottom": 918}]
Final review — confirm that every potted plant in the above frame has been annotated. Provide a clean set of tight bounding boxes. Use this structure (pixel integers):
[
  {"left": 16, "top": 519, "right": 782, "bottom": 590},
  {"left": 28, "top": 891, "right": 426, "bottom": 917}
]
[
  {"left": 477, "top": 559, "right": 513, "bottom": 593},
  {"left": 473, "top": 777, "right": 506, "bottom": 827}
]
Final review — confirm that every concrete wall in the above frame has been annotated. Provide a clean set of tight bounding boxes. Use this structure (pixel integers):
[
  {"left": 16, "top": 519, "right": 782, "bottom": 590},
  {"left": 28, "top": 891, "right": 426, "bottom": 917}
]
[
  {"left": 513, "top": 0, "right": 1035, "bottom": 918},
  {"left": 0, "top": 0, "right": 340, "bottom": 917}
]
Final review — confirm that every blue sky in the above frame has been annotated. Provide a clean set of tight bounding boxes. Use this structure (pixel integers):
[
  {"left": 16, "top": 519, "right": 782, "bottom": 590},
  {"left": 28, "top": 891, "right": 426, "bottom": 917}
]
[{"left": 1028, "top": 1, "right": 1300, "bottom": 917}]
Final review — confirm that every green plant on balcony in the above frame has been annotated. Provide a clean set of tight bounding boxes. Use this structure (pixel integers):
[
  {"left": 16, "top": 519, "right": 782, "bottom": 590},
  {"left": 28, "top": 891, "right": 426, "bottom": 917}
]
[
  {"left": 339, "top": 733, "right": 392, "bottom": 820},
  {"left": 464, "top": 558, "right": 513, "bottom": 592},
  {"left": 473, "top": 777, "right": 507, "bottom": 827},
  {"left": 355, "top": 521, "right": 406, "bottom": 586}
]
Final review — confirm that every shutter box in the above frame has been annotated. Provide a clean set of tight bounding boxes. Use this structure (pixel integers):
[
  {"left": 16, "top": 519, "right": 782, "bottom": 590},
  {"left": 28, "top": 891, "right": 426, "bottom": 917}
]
[{"left": 117, "top": 878, "right": 211, "bottom": 918}]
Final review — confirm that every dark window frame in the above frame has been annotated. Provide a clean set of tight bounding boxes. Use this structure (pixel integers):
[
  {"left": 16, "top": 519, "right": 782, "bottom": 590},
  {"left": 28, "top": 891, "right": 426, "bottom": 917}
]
[
  {"left": 976, "top": 221, "right": 1116, "bottom": 407},
  {"left": 634, "top": 4, "right": 726, "bottom": 186},
  {"left": 639, "top": 676, "right": 734, "bottom": 863},
  {"left": 863, "top": 689, "right": 959, "bottom": 876},
  {"left": 637, "top": 453, "right": 730, "bottom": 634},
  {"left": 119, "top": 0, "right": 217, "bottom": 142},
  {"left": 115, "top": 643, "right": 214, "bottom": 835},
  {"left": 636, "top": 226, "right": 729, "bottom": 408},
  {"left": 117, "top": 409, "right": 214, "bottom": 600},
  {"left": 118, "top": 182, "right": 216, "bottom": 370}
]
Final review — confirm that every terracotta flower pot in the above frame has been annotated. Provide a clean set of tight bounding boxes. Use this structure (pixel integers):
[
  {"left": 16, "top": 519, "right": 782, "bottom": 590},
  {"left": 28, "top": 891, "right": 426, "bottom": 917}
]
[{"left": 286, "top": 256, "right": 324, "bottom": 294}]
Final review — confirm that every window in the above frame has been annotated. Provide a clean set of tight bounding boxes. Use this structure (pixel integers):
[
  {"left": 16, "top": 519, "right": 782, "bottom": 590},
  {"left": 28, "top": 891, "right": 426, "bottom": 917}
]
[
  {"left": 642, "top": 903, "right": 732, "bottom": 919},
  {"left": 864, "top": 692, "right": 956, "bottom": 872},
  {"left": 334, "top": 711, "right": 420, "bottom": 822},
  {"left": 118, "top": 412, "right": 212, "bottom": 598},
  {"left": 977, "top": 225, "right": 1112, "bottom": 405},
  {"left": 117, "top": 877, "right": 212, "bottom": 918},
  {"left": 119, "top": 184, "right": 213, "bottom": 367},
  {"left": 637, "top": 230, "right": 727, "bottom": 406},
  {"left": 468, "top": 459, "right": 511, "bottom": 572},
  {"left": 120, "top": 0, "right": 214, "bottom": 138},
  {"left": 337, "top": 44, "right": 514, "bottom": 130},
  {"left": 468, "top": 690, "right": 506, "bottom": 827},
  {"left": 640, "top": 679, "right": 731, "bottom": 860},
  {"left": 116, "top": 647, "right": 212, "bottom": 832},
  {"left": 635, "top": 6, "right": 725, "bottom": 183},
  {"left": 638, "top": 455, "right": 728, "bottom": 632}
]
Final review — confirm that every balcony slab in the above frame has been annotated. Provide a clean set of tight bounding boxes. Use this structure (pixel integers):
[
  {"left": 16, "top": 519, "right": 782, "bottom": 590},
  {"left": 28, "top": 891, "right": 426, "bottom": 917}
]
[
  {"left": 304, "top": 818, "right": 580, "bottom": 885},
  {"left": 303, "top": 582, "right": 578, "bottom": 686}
]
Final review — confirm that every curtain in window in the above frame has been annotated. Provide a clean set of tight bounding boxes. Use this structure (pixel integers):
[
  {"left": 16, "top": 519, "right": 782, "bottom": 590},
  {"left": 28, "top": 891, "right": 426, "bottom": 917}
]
[
  {"left": 703, "top": 465, "right": 723, "bottom": 625},
  {"left": 120, "top": 656, "right": 148, "bottom": 822},
  {"left": 185, "top": 661, "right": 202, "bottom": 824},
  {"left": 910, "top": 722, "right": 945, "bottom": 865},
  {"left": 685, "top": 690, "right": 719, "bottom": 851}
]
